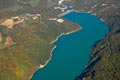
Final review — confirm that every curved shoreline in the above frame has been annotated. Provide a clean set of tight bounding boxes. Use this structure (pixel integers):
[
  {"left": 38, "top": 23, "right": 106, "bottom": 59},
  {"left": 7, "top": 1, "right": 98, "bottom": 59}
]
[
  {"left": 29, "top": 24, "right": 82, "bottom": 80},
  {"left": 29, "top": 10, "right": 109, "bottom": 80},
  {"left": 29, "top": 10, "right": 104, "bottom": 80}
]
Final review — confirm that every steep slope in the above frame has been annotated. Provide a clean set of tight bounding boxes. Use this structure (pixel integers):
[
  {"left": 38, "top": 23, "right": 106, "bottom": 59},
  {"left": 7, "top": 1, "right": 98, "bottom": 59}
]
[{"left": 74, "top": 0, "right": 120, "bottom": 80}]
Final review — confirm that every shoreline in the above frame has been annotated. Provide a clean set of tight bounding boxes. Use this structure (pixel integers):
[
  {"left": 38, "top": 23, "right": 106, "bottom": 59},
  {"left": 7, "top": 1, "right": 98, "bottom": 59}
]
[
  {"left": 58, "top": 9, "right": 79, "bottom": 17},
  {"left": 29, "top": 25, "right": 82, "bottom": 80},
  {"left": 29, "top": 9, "right": 82, "bottom": 80},
  {"left": 50, "top": 26, "right": 82, "bottom": 44},
  {"left": 29, "top": 45, "right": 56, "bottom": 80},
  {"left": 29, "top": 9, "right": 110, "bottom": 80}
]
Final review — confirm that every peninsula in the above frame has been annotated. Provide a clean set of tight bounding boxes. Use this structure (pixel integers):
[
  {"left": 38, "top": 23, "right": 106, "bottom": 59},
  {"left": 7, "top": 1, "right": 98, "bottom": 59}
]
[
  {"left": 0, "top": 0, "right": 79, "bottom": 80},
  {"left": 0, "top": 0, "right": 119, "bottom": 80}
]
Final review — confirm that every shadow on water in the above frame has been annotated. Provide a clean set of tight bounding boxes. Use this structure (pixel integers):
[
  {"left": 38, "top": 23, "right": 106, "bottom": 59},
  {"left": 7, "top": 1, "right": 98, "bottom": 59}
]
[{"left": 31, "top": 11, "right": 109, "bottom": 80}]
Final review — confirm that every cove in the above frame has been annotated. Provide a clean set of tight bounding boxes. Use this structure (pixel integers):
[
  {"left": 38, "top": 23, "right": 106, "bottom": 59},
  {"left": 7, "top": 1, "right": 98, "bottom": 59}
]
[{"left": 31, "top": 11, "right": 109, "bottom": 80}]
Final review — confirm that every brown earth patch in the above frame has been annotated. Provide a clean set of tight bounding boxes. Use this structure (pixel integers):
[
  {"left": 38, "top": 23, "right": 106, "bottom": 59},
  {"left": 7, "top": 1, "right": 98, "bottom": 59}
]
[{"left": 1, "top": 18, "right": 24, "bottom": 29}]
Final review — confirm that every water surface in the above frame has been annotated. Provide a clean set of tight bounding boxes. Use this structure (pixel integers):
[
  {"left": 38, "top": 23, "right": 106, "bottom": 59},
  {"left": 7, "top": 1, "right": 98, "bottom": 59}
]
[{"left": 31, "top": 12, "right": 109, "bottom": 80}]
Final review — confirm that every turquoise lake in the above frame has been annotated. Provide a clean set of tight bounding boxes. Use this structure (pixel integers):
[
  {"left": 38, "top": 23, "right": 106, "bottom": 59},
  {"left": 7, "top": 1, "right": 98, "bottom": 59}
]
[{"left": 31, "top": 12, "right": 109, "bottom": 80}]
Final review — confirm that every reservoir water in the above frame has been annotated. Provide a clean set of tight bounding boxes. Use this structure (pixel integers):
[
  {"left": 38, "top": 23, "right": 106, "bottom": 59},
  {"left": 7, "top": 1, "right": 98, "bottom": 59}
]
[{"left": 31, "top": 12, "right": 109, "bottom": 80}]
